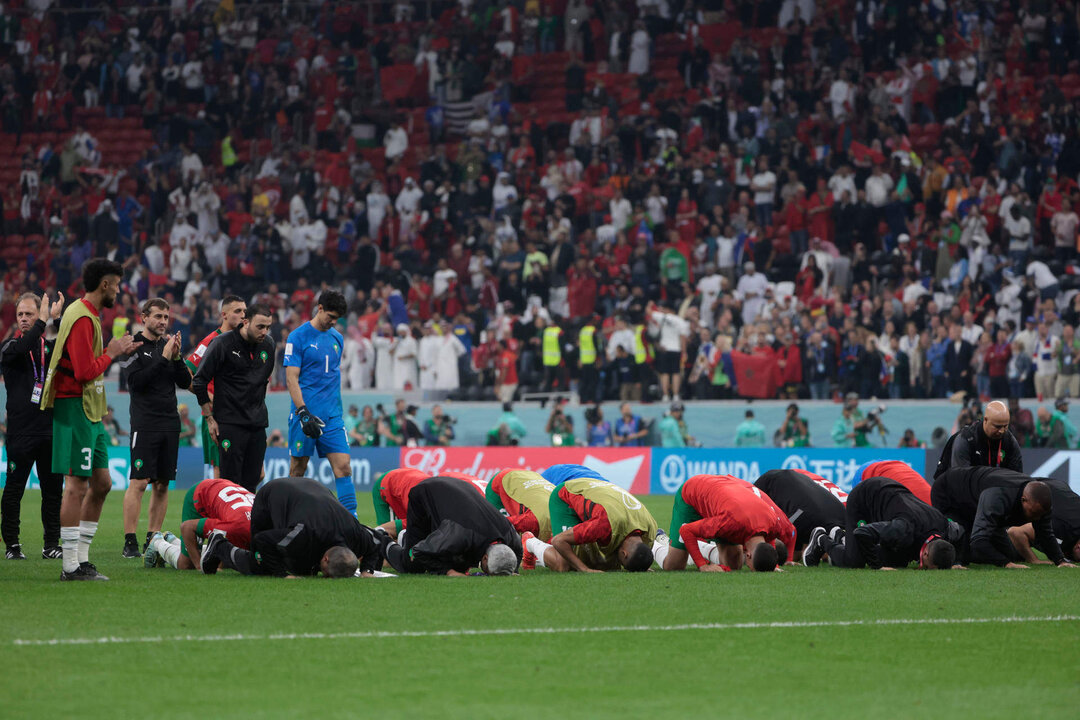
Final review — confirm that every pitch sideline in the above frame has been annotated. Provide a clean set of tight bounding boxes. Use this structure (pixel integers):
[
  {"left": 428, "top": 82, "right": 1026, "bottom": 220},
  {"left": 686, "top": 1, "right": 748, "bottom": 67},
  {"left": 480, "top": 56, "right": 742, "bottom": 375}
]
[{"left": 12, "top": 614, "right": 1079, "bottom": 647}]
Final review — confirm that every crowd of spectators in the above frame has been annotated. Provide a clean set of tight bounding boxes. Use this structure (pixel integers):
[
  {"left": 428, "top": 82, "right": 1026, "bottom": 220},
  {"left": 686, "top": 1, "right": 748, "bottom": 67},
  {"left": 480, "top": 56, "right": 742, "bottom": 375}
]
[{"left": 4, "top": 0, "right": 1080, "bottom": 404}]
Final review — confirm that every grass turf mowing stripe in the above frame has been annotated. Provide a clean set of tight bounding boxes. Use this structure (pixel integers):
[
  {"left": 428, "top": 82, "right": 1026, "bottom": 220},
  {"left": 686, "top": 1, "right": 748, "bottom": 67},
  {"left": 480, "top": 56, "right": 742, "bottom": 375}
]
[{"left": 13, "top": 614, "right": 1078, "bottom": 647}]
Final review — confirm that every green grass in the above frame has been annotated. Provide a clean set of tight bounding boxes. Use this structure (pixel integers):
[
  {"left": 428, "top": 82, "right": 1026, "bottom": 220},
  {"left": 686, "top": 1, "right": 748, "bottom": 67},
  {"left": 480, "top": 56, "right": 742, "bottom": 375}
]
[{"left": 1, "top": 491, "right": 1078, "bottom": 719}]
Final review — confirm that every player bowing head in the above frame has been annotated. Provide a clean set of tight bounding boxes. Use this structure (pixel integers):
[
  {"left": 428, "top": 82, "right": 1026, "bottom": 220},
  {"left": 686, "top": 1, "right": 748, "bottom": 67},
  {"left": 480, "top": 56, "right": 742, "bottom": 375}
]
[
  {"left": 320, "top": 546, "right": 360, "bottom": 578},
  {"left": 918, "top": 535, "right": 958, "bottom": 570}
]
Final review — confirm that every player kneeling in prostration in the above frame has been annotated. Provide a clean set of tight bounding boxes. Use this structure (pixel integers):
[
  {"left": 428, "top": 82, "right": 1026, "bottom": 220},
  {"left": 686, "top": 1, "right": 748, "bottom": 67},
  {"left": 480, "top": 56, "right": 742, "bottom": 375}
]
[
  {"left": 754, "top": 468, "right": 847, "bottom": 559},
  {"left": 652, "top": 475, "right": 795, "bottom": 573},
  {"left": 201, "top": 477, "right": 384, "bottom": 578},
  {"left": 383, "top": 476, "right": 522, "bottom": 576},
  {"left": 372, "top": 468, "right": 485, "bottom": 536},
  {"left": 1007, "top": 478, "right": 1080, "bottom": 565},
  {"left": 283, "top": 291, "right": 356, "bottom": 514},
  {"left": 143, "top": 478, "right": 254, "bottom": 571},
  {"left": 524, "top": 477, "right": 657, "bottom": 572},
  {"left": 485, "top": 469, "right": 557, "bottom": 570},
  {"left": 804, "top": 477, "right": 964, "bottom": 570}
]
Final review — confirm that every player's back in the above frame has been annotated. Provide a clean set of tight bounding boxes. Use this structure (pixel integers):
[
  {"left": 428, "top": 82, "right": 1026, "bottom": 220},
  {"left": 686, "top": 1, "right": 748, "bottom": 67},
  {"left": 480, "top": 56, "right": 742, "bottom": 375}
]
[
  {"left": 195, "top": 478, "right": 254, "bottom": 521},
  {"left": 542, "top": 463, "right": 603, "bottom": 487},
  {"left": 862, "top": 461, "right": 932, "bottom": 505},
  {"left": 285, "top": 321, "right": 344, "bottom": 418}
]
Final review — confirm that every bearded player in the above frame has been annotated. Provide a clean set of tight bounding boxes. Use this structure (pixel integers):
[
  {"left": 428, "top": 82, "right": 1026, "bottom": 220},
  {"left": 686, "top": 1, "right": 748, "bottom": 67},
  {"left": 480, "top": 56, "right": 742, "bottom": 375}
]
[
  {"left": 185, "top": 295, "right": 246, "bottom": 477},
  {"left": 143, "top": 477, "right": 254, "bottom": 571},
  {"left": 653, "top": 474, "right": 795, "bottom": 573}
]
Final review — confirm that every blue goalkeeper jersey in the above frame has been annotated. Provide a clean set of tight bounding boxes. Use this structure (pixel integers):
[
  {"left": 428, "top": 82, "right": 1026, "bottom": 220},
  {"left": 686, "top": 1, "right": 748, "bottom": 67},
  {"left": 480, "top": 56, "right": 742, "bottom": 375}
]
[{"left": 283, "top": 321, "right": 344, "bottom": 421}]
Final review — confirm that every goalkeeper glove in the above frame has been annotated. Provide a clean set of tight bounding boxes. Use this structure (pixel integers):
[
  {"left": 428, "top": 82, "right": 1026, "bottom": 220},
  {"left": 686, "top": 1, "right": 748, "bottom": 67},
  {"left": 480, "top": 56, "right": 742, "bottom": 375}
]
[{"left": 297, "top": 405, "right": 325, "bottom": 438}]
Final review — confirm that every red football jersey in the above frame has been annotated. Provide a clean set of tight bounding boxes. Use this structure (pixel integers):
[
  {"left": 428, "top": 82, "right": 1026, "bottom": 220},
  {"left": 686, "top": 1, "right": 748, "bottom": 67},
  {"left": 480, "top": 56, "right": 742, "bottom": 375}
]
[
  {"left": 194, "top": 478, "right": 254, "bottom": 548},
  {"left": 792, "top": 468, "right": 850, "bottom": 504},
  {"left": 185, "top": 328, "right": 222, "bottom": 395},
  {"left": 680, "top": 475, "right": 796, "bottom": 566},
  {"left": 380, "top": 468, "right": 431, "bottom": 522}
]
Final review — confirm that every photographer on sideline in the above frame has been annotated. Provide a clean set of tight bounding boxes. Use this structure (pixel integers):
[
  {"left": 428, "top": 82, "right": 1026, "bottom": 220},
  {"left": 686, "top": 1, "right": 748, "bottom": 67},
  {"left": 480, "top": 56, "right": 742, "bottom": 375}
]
[
  {"left": 777, "top": 403, "right": 810, "bottom": 447},
  {"left": 546, "top": 397, "right": 576, "bottom": 447},
  {"left": 831, "top": 392, "right": 882, "bottom": 447},
  {"left": 659, "top": 401, "right": 699, "bottom": 447},
  {"left": 424, "top": 404, "right": 456, "bottom": 446}
]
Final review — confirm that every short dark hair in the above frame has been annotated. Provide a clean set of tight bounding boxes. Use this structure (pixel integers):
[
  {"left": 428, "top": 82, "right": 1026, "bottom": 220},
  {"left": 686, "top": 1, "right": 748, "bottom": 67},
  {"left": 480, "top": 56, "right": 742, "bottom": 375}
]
[
  {"left": 141, "top": 298, "right": 169, "bottom": 315},
  {"left": 317, "top": 290, "right": 347, "bottom": 317},
  {"left": 82, "top": 258, "right": 124, "bottom": 293},
  {"left": 624, "top": 542, "right": 654, "bottom": 572},
  {"left": 751, "top": 542, "right": 779, "bottom": 572},
  {"left": 773, "top": 539, "right": 787, "bottom": 566},
  {"left": 1025, "top": 481, "right": 1052, "bottom": 512},
  {"left": 220, "top": 295, "right": 245, "bottom": 312},
  {"left": 245, "top": 303, "right": 273, "bottom": 321},
  {"left": 323, "top": 546, "right": 358, "bottom": 578},
  {"left": 927, "top": 539, "right": 956, "bottom": 570}
]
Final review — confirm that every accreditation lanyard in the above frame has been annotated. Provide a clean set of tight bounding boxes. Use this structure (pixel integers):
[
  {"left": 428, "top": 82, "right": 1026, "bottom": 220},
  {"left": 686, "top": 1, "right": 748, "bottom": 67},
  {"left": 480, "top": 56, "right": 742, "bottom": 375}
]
[{"left": 28, "top": 338, "right": 45, "bottom": 404}]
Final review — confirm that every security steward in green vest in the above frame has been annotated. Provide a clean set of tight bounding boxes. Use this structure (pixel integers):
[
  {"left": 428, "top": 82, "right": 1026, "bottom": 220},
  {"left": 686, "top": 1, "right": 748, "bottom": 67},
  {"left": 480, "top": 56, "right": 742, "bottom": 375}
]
[
  {"left": 577, "top": 316, "right": 603, "bottom": 404},
  {"left": 540, "top": 318, "right": 564, "bottom": 392}
]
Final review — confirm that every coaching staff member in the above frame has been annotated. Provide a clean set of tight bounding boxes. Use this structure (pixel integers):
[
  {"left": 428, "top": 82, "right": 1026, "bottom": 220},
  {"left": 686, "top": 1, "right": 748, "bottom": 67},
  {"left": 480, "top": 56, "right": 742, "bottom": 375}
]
[
  {"left": 385, "top": 476, "right": 522, "bottom": 576},
  {"left": 191, "top": 304, "right": 275, "bottom": 492},
  {"left": 200, "top": 476, "right": 382, "bottom": 578},
  {"left": 118, "top": 298, "right": 190, "bottom": 559},
  {"left": 934, "top": 400, "right": 1023, "bottom": 479},
  {"left": 932, "top": 466, "right": 1072, "bottom": 568},
  {"left": 1, "top": 291, "right": 64, "bottom": 559}
]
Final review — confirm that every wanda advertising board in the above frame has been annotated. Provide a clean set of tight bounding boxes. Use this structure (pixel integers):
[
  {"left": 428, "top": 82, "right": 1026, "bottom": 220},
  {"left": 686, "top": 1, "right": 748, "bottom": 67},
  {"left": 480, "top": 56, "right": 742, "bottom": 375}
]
[{"left": 399, "top": 447, "right": 653, "bottom": 493}]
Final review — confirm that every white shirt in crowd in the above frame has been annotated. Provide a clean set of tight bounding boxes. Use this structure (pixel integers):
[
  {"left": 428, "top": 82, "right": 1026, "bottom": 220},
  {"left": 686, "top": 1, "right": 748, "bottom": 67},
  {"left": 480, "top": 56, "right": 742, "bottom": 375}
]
[
  {"left": 650, "top": 310, "right": 690, "bottom": 353},
  {"left": 751, "top": 170, "right": 776, "bottom": 206}
]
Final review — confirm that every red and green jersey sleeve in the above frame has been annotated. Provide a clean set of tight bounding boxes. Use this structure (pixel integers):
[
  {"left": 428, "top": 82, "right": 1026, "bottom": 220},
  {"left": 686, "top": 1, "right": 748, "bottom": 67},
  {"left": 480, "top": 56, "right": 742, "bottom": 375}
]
[
  {"left": 382, "top": 468, "right": 430, "bottom": 523},
  {"left": 555, "top": 485, "right": 612, "bottom": 546},
  {"left": 56, "top": 312, "right": 112, "bottom": 398}
]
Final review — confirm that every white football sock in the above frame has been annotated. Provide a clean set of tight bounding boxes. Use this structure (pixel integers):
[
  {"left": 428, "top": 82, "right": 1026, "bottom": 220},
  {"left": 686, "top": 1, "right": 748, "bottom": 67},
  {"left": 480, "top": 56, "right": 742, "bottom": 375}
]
[
  {"left": 652, "top": 538, "right": 670, "bottom": 568},
  {"left": 77, "top": 521, "right": 98, "bottom": 564},
  {"left": 525, "top": 537, "right": 551, "bottom": 568},
  {"left": 61, "top": 527, "right": 79, "bottom": 573},
  {"left": 703, "top": 542, "right": 721, "bottom": 565},
  {"left": 152, "top": 536, "right": 181, "bottom": 569}
]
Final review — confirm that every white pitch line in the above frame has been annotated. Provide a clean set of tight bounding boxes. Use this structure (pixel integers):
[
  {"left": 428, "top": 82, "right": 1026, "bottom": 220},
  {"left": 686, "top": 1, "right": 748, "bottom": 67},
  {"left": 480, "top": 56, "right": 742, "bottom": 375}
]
[{"left": 11, "top": 615, "right": 1078, "bottom": 647}]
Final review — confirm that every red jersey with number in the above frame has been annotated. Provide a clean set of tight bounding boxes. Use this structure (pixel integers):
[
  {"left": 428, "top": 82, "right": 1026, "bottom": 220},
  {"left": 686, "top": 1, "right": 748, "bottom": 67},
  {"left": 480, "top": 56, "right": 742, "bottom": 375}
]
[
  {"left": 861, "top": 461, "right": 932, "bottom": 505},
  {"left": 791, "top": 468, "right": 849, "bottom": 504},
  {"left": 679, "top": 475, "right": 796, "bottom": 566},
  {"left": 194, "top": 478, "right": 254, "bottom": 547}
]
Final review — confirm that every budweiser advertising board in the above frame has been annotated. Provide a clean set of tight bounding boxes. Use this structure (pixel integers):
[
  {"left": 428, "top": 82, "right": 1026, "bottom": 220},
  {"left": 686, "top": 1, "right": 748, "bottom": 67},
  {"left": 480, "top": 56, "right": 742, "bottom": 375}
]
[{"left": 399, "top": 447, "right": 652, "bottom": 494}]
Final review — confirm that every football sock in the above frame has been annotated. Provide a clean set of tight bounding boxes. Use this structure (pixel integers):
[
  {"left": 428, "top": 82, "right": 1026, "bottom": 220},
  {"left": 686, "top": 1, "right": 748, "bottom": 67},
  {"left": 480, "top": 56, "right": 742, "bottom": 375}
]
[
  {"left": 525, "top": 537, "right": 551, "bottom": 568},
  {"left": 651, "top": 537, "right": 670, "bottom": 567},
  {"left": 703, "top": 543, "right": 721, "bottom": 565},
  {"left": 124, "top": 532, "right": 137, "bottom": 546},
  {"left": 335, "top": 476, "right": 357, "bottom": 514},
  {"left": 152, "top": 536, "right": 181, "bottom": 568},
  {"left": 78, "top": 521, "right": 98, "bottom": 564},
  {"left": 61, "top": 527, "right": 79, "bottom": 573}
]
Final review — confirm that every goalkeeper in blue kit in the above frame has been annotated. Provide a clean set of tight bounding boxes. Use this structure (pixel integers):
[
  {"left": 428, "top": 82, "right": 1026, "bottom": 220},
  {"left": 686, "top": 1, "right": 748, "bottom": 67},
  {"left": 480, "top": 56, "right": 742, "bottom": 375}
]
[{"left": 283, "top": 291, "right": 356, "bottom": 514}]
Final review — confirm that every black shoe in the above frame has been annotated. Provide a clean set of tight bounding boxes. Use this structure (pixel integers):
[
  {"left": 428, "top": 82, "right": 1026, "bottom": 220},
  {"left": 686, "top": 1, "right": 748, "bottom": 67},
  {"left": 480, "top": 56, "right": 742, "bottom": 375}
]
[
  {"left": 828, "top": 526, "right": 845, "bottom": 545},
  {"left": 201, "top": 530, "right": 227, "bottom": 575},
  {"left": 122, "top": 540, "right": 141, "bottom": 559},
  {"left": 5, "top": 544, "right": 26, "bottom": 560},
  {"left": 60, "top": 563, "right": 109, "bottom": 581},
  {"left": 802, "top": 527, "right": 827, "bottom": 567},
  {"left": 41, "top": 546, "right": 63, "bottom": 560},
  {"left": 78, "top": 561, "right": 109, "bottom": 580}
]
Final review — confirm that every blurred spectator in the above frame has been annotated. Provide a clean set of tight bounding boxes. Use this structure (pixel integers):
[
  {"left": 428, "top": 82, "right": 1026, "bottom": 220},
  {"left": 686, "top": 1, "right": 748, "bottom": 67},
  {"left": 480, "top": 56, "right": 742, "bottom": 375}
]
[
  {"left": 613, "top": 403, "right": 648, "bottom": 447},
  {"left": 584, "top": 405, "right": 613, "bottom": 447},
  {"left": 659, "top": 401, "right": 695, "bottom": 448},
  {"left": 423, "top": 404, "right": 456, "bottom": 447},
  {"left": 777, "top": 403, "right": 809, "bottom": 448},
  {"left": 733, "top": 409, "right": 766, "bottom": 448}
]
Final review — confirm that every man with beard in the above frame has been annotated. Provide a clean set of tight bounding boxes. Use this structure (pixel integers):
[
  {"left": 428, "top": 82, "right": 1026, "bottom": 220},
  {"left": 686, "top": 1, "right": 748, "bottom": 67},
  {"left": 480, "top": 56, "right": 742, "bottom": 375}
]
[
  {"left": 191, "top": 305, "right": 277, "bottom": 492},
  {"left": 41, "top": 259, "right": 141, "bottom": 580}
]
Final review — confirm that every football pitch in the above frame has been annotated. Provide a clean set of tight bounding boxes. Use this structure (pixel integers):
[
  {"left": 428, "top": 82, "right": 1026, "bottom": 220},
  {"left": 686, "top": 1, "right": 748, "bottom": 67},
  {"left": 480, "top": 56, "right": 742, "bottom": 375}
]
[{"left": 1, "top": 491, "right": 1078, "bottom": 719}]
